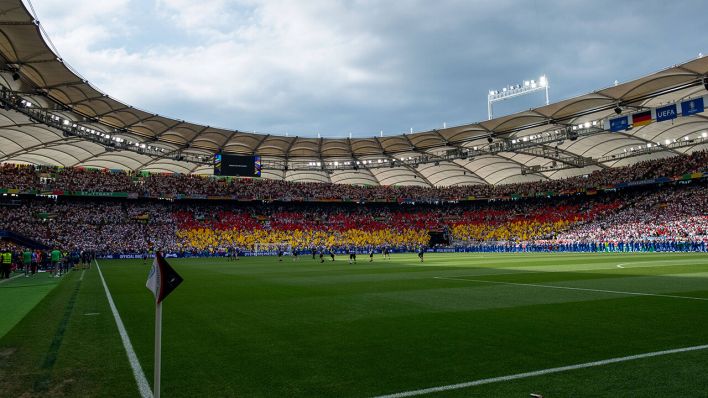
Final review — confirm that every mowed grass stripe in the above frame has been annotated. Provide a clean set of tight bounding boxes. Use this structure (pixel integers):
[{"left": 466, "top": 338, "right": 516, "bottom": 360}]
[
  {"left": 435, "top": 276, "right": 708, "bottom": 302},
  {"left": 4, "top": 254, "right": 699, "bottom": 396},
  {"left": 372, "top": 343, "right": 708, "bottom": 398},
  {"left": 88, "top": 253, "right": 708, "bottom": 397},
  {"left": 32, "top": 277, "right": 82, "bottom": 393},
  {"left": 274, "top": 260, "right": 706, "bottom": 287},
  {"left": 0, "top": 274, "right": 60, "bottom": 338},
  {"left": 95, "top": 260, "right": 153, "bottom": 398},
  {"left": 0, "top": 268, "right": 138, "bottom": 397}
]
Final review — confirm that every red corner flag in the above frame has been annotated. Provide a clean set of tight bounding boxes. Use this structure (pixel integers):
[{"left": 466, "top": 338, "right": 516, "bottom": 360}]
[{"left": 146, "top": 252, "right": 183, "bottom": 304}]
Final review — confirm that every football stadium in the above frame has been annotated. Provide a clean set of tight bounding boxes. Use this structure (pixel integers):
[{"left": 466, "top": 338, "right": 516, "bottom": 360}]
[{"left": 1, "top": 1, "right": 708, "bottom": 397}]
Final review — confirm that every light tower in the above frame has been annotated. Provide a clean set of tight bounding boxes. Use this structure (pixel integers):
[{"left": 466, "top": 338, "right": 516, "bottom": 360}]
[{"left": 487, "top": 75, "right": 549, "bottom": 120}]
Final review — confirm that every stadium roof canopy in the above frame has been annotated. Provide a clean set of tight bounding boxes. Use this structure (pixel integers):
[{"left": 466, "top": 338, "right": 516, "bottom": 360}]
[{"left": 0, "top": 0, "right": 707, "bottom": 187}]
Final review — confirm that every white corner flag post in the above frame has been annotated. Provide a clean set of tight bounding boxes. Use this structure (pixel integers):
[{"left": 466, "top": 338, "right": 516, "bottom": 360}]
[
  {"left": 154, "top": 297, "right": 162, "bottom": 398},
  {"left": 146, "top": 252, "right": 183, "bottom": 398}
]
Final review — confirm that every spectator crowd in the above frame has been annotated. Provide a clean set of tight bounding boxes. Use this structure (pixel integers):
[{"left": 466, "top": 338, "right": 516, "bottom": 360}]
[
  {"left": 0, "top": 150, "right": 705, "bottom": 255},
  {"left": 1, "top": 150, "right": 706, "bottom": 202},
  {"left": 0, "top": 182, "right": 705, "bottom": 255}
]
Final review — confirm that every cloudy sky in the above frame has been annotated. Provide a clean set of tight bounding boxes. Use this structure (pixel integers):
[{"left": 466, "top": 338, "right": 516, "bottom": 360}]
[{"left": 26, "top": 0, "right": 707, "bottom": 138}]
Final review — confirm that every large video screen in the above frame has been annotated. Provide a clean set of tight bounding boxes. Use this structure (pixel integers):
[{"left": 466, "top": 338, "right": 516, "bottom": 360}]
[{"left": 214, "top": 154, "right": 261, "bottom": 177}]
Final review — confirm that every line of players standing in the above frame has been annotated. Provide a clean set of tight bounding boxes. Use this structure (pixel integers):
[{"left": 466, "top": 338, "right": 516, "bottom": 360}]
[
  {"left": 222, "top": 244, "right": 428, "bottom": 263},
  {"left": 0, "top": 246, "right": 96, "bottom": 279},
  {"left": 296, "top": 245, "right": 392, "bottom": 263},
  {"left": 275, "top": 245, "right": 427, "bottom": 263}
]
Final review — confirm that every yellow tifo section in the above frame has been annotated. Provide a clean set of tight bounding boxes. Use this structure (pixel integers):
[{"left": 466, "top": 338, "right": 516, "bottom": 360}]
[
  {"left": 452, "top": 220, "right": 576, "bottom": 242},
  {"left": 176, "top": 228, "right": 430, "bottom": 250}
]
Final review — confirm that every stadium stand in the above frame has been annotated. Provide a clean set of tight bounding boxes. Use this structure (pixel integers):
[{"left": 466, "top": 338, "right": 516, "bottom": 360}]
[
  {"left": 1, "top": 153, "right": 706, "bottom": 256},
  {"left": 1, "top": 150, "right": 706, "bottom": 201},
  {"left": 0, "top": 0, "right": 706, "bottom": 258}
]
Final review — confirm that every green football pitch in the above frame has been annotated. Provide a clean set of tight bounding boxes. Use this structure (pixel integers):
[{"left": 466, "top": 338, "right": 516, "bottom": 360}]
[{"left": 2, "top": 252, "right": 708, "bottom": 397}]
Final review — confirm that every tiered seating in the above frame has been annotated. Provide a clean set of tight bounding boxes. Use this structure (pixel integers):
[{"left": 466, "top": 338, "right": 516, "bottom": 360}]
[{"left": 1, "top": 150, "right": 705, "bottom": 201}]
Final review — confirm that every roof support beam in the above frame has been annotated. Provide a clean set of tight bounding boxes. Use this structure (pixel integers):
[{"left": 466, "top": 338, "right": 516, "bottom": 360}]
[
  {"left": 609, "top": 130, "right": 681, "bottom": 156},
  {"left": 92, "top": 105, "right": 132, "bottom": 118},
  {"left": 0, "top": 133, "right": 24, "bottom": 154},
  {"left": 67, "top": 148, "right": 108, "bottom": 167},
  {"left": 421, "top": 130, "right": 492, "bottom": 183},
  {"left": 372, "top": 136, "right": 388, "bottom": 156},
  {"left": 82, "top": 154, "right": 143, "bottom": 171},
  {"left": 317, "top": 137, "right": 324, "bottom": 164},
  {"left": 401, "top": 133, "right": 418, "bottom": 151},
  {"left": 546, "top": 144, "right": 609, "bottom": 169},
  {"left": 136, "top": 157, "right": 193, "bottom": 173},
  {"left": 350, "top": 139, "right": 388, "bottom": 186},
  {"left": 282, "top": 136, "right": 298, "bottom": 167},
  {"left": 64, "top": 94, "right": 106, "bottom": 106},
  {"left": 18, "top": 144, "right": 83, "bottom": 164},
  {"left": 384, "top": 134, "right": 493, "bottom": 184},
  {"left": 451, "top": 160, "right": 491, "bottom": 185},
  {"left": 43, "top": 80, "right": 86, "bottom": 90},
  {"left": 0, "top": 121, "right": 43, "bottom": 129},
  {"left": 0, "top": 21, "right": 36, "bottom": 26},
  {"left": 0, "top": 136, "right": 83, "bottom": 161},
  {"left": 16, "top": 58, "right": 62, "bottom": 65},
  {"left": 512, "top": 144, "right": 608, "bottom": 169},
  {"left": 493, "top": 153, "right": 550, "bottom": 179},
  {"left": 430, "top": 129, "right": 449, "bottom": 146},
  {"left": 396, "top": 161, "right": 434, "bottom": 187},
  {"left": 251, "top": 133, "right": 270, "bottom": 154},
  {"left": 180, "top": 125, "right": 210, "bottom": 149},
  {"left": 152, "top": 120, "right": 184, "bottom": 139},
  {"left": 122, "top": 113, "right": 158, "bottom": 128},
  {"left": 370, "top": 137, "right": 433, "bottom": 186}
]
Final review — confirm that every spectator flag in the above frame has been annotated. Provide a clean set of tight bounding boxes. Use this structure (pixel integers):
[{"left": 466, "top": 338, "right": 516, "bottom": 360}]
[
  {"left": 146, "top": 252, "right": 183, "bottom": 304},
  {"left": 631, "top": 110, "right": 653, "bottom": 127},
  {"left": 681, "top": 97, "right": 704, "bottom": 117},
  {"left": 609, "top": 116, "right": 629, "bottom": 132}
]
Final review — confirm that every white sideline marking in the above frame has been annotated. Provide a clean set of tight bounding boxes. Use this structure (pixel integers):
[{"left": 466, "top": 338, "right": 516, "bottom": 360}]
[
  {"left": 434, "top": 277, "right": 708, "bottom": 302},
  {"left": 0, "top": 274, "right": 23, "bottom": 284},
  {"left": 372, "top": 343, "right": 708, "bottom": 398},
  {"left": 95, "top": 260, "right": 153, "bottom": 398},
  {"left": 79, "top": 269, "right": 86, "bottom": 281},
  {"left": 436, "top": 260, "right": 697, "bottom": 279},
  {"left": 617, "top": 264, "right": 625, "bottom": 268}
]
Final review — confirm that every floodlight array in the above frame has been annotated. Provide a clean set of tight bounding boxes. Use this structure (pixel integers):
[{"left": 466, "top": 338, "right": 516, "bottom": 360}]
[{"left": 0, "top": 88, "right": 211, "bottom": 164}]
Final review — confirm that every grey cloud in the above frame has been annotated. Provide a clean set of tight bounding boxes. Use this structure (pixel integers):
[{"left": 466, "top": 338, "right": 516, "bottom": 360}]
[{"left": 36, "top": 0, "right": 707, "bottom": 138}]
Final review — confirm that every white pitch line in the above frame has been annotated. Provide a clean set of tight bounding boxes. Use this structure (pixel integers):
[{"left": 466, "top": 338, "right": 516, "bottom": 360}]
[
  {"left": 434, "top": 276, "right": 708, "bottom": 302},
  {"left": 95, "top": 260, "right": 153, "bottom": 398},
  {"left": 434, "top": 260, "right": 699, "bottom": 279},
  {"left": 0, "top": 273, "right": 24, "bottom": 284},
  {"left": 79, "top": 269, "right": 86, "bottom": 281},
  {"left": 371, "top": 343, "right": 708, "bottom": 398}
]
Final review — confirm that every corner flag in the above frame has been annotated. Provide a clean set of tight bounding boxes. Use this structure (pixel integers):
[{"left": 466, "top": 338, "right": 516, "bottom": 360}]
[
  {"left": 146, "top": 252, "right": 183, "bottom": 304},
  {"left": 145, "top": 251, "right": 182, "bottom": 398}
]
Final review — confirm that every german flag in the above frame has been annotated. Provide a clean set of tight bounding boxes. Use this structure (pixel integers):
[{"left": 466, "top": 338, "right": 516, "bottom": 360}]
[{"left": 632, "top": 110, "right": 653, "bottom": 127}]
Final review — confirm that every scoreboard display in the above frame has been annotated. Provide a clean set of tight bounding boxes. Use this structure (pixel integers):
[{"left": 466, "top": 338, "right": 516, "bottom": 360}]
[{"left": 214, "top": 154, "right": 261, "bottom": 177}]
